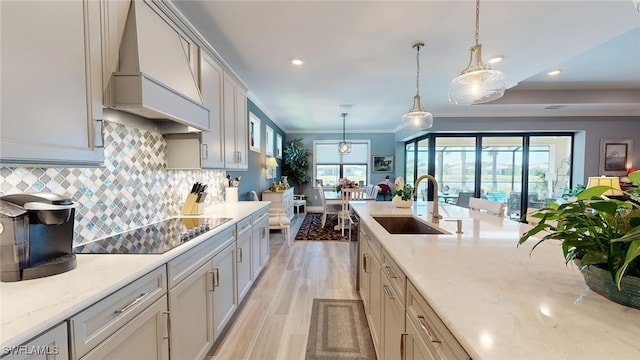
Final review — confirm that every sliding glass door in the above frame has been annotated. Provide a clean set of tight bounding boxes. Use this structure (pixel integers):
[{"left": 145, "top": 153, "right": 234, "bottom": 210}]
[{"left": 404, "top": 133, "right": 573, "bottom": 220}]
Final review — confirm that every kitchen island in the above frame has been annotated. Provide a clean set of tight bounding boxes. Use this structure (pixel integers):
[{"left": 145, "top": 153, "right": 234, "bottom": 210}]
[
  {"left": 351, "top": 201, "right": 640, "bottom": 360},
  {"left": 0, "top": 201, "right": 269, "bottom": 356}
]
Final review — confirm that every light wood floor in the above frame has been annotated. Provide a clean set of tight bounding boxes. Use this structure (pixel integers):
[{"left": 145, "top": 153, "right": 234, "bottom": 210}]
[{"left": 207, "top": 214, "right": 360, "bottom": 360}]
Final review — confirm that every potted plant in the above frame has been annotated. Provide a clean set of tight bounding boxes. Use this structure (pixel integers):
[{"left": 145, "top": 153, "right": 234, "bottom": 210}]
[
  {"left": 392, "top": 184, "right": 414, "bottom": 208},
  {"left": 282, "top": 138, "right": 311, "bottom": 194},
  {"left": 519, "top": 174, "right": 640, "bottom": 309}
]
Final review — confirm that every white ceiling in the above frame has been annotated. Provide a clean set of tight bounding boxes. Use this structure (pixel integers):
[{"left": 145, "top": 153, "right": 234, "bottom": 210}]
[{"left": 174, "top": 0, "right": 640, "bottom": 133}]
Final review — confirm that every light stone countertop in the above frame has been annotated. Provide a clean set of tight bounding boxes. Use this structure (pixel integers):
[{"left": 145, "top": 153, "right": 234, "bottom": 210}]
[
  {"left": 0, "top": 201, "right": 269, "bottom": 350},
  {"left": 351, "top": 201, "right": 640, "bottom": 360}
]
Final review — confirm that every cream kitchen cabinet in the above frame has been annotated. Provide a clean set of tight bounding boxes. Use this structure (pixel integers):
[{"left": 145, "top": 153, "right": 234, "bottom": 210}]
[
  {"left": 0, "top": 0, "right": 104, "bottom": 166},
  {"left": 167, "top": 226, "right": 236, "bottom": 360},
  {"left": 252, "top": 208, "right": 270, "bottom": 279},
  {"left": 262, "top": 188, "right": 294, "bottom": 221},
  {"left": 199, "top": 50, "right": 226, "bottom": 169},
  {"left": 223, "top": 73, "right": 248, "bottom": 170},
  {"left": 1, "top": 322, "right": 69, "bottom": 360},
  {"left": 406, "top": 282, "right": 471, "bottom": 360},
  {"left": 70, "top": 266, "right": 168, "bottom": 360},
  {"left": 236, "top": 217, "right": 253, "bottom": 304},
  {"left": 382, "top": 250, "right": 406, "bottom": 360},
  {"left": 359, "top": 223, "right": 383, "bottom": 356}
]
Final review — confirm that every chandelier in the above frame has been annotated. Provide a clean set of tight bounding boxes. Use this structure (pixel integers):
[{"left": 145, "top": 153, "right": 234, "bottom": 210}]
[
  {"left": 401, "top": 42, "right": 433, "bottom": 129},
  {"left": 449, "top": 0, "right": 505, "bottom": 105}
]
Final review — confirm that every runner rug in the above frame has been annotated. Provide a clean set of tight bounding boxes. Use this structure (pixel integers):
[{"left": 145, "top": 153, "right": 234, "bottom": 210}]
[
  {"left": 305, "top": 299, "right": 376, "bottom": 360},
  {"left": 295, "top": 213, "right": 345, "bottom": 241}
]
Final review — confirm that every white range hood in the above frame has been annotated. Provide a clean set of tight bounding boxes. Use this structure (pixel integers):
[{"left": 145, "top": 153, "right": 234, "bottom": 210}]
[{"left": 110, "top": 0, "right": 209, "bottom": 130}]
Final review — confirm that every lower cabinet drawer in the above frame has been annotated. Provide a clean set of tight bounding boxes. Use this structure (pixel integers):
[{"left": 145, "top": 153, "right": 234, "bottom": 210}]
[
  {"left": 406, "top": 281, "right": 470, "bottom": 360},
  {"left": 70, "top": 266, "right": 167, "bottom": 359}
]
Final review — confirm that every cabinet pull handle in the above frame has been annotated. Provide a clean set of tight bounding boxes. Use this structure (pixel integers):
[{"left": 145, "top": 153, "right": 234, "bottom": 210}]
[
  {"left": 213, "top": 268, "right": 220, "bottom": 288},
  {"left": 384, "top": 265, "right": 395, "bottom": 278},
  {"left": 238, "top": 247, "right": 243, "bottom": 263},
  {"left": 383, "top": 285, "right": 394, "bottom": 299},
  {"left": 363, "top": 254, "right": 369, "bottom": 273},
  {"left": 260, "top": 227, "right": 265, "bottom": 238},
  {"left": 162, "top": 311, "right": 171, "bottom": 340},
  {"left": 400, "top": 333, "right": 407, "bottom": 360},
  {"left": 202, "top": 143, "right": 209, "bottom": 159},
  {"left": 417, "top": 315, "right": 441, "bottom": 343},
  {"left": 114, "top": 293, "right": 148, "bottom": 314},
  {"left": 94, "top": 119, "right": 104, "bottom": 148}
]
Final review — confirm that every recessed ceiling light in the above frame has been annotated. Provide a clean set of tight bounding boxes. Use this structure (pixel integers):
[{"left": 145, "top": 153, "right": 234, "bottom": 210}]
[
  {"left": 291, "top": 58, "right": 304, "bottom": 66},
  {"left": 548, "top": 69, "right": 561, "bottom": 76},
  {"left": 488, "top": 55, "right": 503, "bottom": 64}
]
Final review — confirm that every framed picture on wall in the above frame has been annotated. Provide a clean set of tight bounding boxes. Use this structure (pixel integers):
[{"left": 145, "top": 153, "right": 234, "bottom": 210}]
[
  {"left": 249, "top": 112, "right": 261, "bottom": 153},
  {"left": 373, "top": 155, "right": 394, "bottom": 172},
  {"left": 276, "top": 134, "right": 283, "bottom": 159},
  {"left": 599, "top": 139, "right": 632, "bottom": 176},
  {"left": 265, "top": 125, "right": 274, "bottom": 156}
]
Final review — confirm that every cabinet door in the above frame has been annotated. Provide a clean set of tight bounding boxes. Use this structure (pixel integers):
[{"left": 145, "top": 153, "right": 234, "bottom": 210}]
[
  {"left": 252, "top": 210, "right": 269, "bottom": 279},
  {"left": 223, "top": 74, "right": 248, "bottom": 169},
  {"left": 168, "top": 262, "right": 214, "bottom": 360},
  {"left": 236, "top": 220, "right": 253, "bottom": 303},
  {"left": 0, "top": 0, "right": 104, "bottom": 166},
  {"left": 405, "top": 314, "right": 438, "bottom": 360},
  {"left": 81, "top": 297, "right": 169, "bottom": 360},
  {"left": 369, "top": 245, "right": 383, "bottom": 354},
  {"left": 2, "top": 322, "right": 69, "bottom": 360},
  {"left": 200, "top": 50, "right": 225, "bottom": 168},
  {"left": 211, "top": 242, "right": 237, "bottom": 338},
  {"left": 383, "top": 276, "right": 405, "bottom": 360}
]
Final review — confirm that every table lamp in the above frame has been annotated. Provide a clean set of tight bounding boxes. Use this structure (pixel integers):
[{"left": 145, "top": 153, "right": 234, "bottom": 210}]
[{"left": 586, "top": 176, "right": 623, "bottom": 196}]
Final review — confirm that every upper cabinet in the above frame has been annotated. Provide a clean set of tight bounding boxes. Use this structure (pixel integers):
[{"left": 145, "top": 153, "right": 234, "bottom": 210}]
[
  {"left": 223, "top": 73, "right": 248, "bottom": 170},
  {"left": 0, "top": 0, "right": 105, "bottom": 166},
  {"left": 200, "top": 50, "right": 225, "bottom": 169}
]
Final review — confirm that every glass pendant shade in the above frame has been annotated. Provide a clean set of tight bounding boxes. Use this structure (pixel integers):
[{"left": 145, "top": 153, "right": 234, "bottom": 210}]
[
  {"left": 449, "top": 44, "right": 505, "bottom": 105},
  {"left": 401, "top": 94, "right": 433, "bottom": 129},
  {"left": 401, "top": 42, "right": 433, "bottom": 129}
]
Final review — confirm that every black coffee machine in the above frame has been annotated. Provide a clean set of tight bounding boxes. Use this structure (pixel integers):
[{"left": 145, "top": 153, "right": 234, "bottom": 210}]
[{"left": 0, "top": 192, "right": 77, "bottom": 282}]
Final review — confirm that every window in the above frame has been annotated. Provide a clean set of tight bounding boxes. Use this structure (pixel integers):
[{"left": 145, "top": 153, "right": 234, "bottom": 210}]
[{"left": 314, "top": 140, "right": 370, "bottom": 187}]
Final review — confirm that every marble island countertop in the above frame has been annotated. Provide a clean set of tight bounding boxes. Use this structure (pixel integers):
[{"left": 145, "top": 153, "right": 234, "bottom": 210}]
[
  {"left": 0, "top": 202, "right": 269, "bottom": 350},
  {"left": 351, "top": 201, "right": 640, "bottom": 360}
]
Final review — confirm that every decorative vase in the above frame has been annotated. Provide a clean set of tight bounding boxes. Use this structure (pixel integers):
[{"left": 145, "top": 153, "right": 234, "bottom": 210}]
[
  {"left": 576, "top": 260, "right": 640, "bottom": 310},
  {"left": 392, "top": 195, "right": 413, "bottom": 208}
]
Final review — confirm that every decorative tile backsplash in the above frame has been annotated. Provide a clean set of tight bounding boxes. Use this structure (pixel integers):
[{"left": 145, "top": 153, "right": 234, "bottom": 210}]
[{"left": 0, "top": 121, "right": 225, "bottom": 245}]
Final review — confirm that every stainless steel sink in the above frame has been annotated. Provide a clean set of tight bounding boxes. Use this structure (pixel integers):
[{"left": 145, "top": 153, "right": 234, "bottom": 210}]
[{"left": 373, "top": 216, "right": 448, "bottom": 235}]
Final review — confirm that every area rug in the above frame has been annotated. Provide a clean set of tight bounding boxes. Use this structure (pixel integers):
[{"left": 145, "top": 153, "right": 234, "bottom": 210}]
[
  {"left": 305, "top": 299, "right": 376, "bottom": 360},
  {"left": 295, "top": 213, "right": 345, "bottom": 241}
]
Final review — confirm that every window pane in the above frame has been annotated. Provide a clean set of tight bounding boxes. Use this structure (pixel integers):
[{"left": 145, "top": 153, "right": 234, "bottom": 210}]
[
  {"left": 405, "top": 143, "right": 415, "bottom": 186},
  {"left": 317, "top": 165, "right": 339, "bottom": 187},
  {"left": 344, "top": 165, "right": 367, "bottom": 185},
  {"left": 480, "top": 137, "right": 523, "bottom": 218},
  {"left": 434, "top": 137, "right": 476, "bottom": 206},
  {"left": 528, "top": 135, "right": 573, "bottom": 207}
]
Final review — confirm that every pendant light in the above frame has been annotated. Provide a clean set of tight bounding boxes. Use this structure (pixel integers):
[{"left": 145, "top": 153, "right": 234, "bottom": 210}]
[
  {"left": 401, "top": 42, "right": 433, "bottom": 129},
  {"left": 449, "top": 0, "right": 505, "bottom": 105},
  {"left": 338, "top": 113, "right": 351, "bottom": 154}
]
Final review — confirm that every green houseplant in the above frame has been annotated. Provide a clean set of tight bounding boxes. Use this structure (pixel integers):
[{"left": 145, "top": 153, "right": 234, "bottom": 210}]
[
  {"left": 519, "top": 179, "right": 640, "bottom": 308},
  {"left": 282, "top": 138, "right": 311, "bottom": 194},
  {"left": 392, "top": 184, "right": 414, "bottom": 208}
]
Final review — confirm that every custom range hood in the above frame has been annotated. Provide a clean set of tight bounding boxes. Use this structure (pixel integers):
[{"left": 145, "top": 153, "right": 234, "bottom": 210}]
[{"left": 110, "top": 0, "right": 209, "bottom": 130}]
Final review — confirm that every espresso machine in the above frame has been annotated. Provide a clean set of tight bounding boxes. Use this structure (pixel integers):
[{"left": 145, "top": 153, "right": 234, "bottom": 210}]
[{"left": 0, "top": 192, "right": 77, "bottom": 282}]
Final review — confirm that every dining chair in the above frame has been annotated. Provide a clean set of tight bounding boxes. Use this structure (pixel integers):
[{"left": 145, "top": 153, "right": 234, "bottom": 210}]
[
  {"left": 318, "top": 187, "right": 341, "bottom": 228},
  {"left": 293, "top": 194, "right": 306, "bottom": 217},
  {"left": 456, "top": 192, "right": 474, "bottom": 208},
  {"left": 251, "top": 190, "right": 291, "bottom": 246},
  {"left": 469, "top": 197, "right": 505, "bottom": 217},
  {"left": 338, "top": 188, "right": 364, "bottom": 237}
]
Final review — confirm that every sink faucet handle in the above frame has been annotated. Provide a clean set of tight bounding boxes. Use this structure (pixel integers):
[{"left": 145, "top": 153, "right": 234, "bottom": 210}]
[{"left": 445, "top": 219, "right": 463, "bottom": 234}]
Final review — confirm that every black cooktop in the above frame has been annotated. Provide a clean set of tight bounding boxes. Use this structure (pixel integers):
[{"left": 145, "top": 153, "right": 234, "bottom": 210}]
[{"left": 74, "top": 217, "right": 232, "bottom": 254}]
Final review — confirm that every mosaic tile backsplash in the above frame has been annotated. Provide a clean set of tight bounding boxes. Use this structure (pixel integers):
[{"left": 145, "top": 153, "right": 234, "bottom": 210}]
[{"left": 0, "top": 121, "right": 226, "bottom": 245}]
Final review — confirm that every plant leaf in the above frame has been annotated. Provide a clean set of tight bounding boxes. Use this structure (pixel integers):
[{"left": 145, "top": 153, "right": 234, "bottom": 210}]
[{"left": 615, "top": 239, "right": 640, "bottom": 289}]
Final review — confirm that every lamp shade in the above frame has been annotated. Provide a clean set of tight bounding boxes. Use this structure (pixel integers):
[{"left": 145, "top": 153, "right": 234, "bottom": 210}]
[
  {"left": 266, "top": 156, "right": 278, "bottom": 168},
  {"left": 586, "top": 176, "right": 623, "bottom": 196}
]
